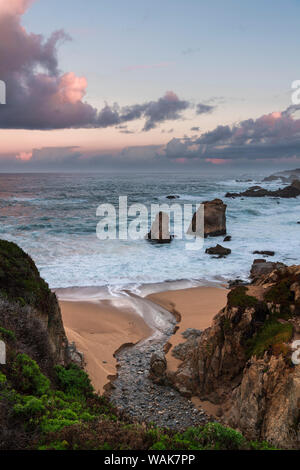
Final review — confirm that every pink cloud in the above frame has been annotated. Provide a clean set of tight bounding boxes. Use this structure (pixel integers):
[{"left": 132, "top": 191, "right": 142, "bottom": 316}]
[
  {"left": 205, "top": 158, "right": 232, "bottom": 165},
  {"left": 16, "top": 151, "right": 33, "bottom": 161},
  {"left": 57, "top": 73, "right": 88, "bottom": 104},
  {"left": 0, "top": 0, "right": 35, "bottom": 17}
]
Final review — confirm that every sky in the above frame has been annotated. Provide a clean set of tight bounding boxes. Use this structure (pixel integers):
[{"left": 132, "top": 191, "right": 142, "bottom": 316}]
[{"left": 1, "top": 0, "right": 300, "bottom": 171}]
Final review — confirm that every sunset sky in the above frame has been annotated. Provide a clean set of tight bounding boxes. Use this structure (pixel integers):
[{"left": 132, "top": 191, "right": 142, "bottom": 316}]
[{"left": 1, "top": 0, "right": 300, "bottom": 170}]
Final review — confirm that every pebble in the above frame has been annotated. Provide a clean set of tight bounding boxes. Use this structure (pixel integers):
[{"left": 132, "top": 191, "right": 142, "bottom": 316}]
[{"left": 109, "top": 324, "right": 211, "bottom": 430}]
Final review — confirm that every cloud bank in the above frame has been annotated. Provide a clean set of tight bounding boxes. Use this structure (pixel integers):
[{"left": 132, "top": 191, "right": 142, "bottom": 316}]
[
  {"left": 0, "top": 0, "right": 210, "bottom": 131},
  {"left": 163, "top": 107, "right": 300, "bottom": 161}
]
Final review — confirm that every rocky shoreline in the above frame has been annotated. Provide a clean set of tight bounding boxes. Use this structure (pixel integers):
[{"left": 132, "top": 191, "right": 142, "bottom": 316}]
[{"left": 107, "top": 301, "right": 211, "bottom": 429}]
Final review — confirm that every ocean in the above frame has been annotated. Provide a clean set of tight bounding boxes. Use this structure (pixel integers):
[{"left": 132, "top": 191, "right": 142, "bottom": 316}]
[{"left": 0, "top": 172, "right": 299, "bottom": 292}]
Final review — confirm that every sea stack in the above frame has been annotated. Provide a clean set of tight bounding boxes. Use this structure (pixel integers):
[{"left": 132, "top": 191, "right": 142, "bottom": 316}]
[
  {"left": 187, "top": 198, "right": 227, "bottom": 238},
  {"left": 147, "top": 211, "right": 173, "bottom": 244}
]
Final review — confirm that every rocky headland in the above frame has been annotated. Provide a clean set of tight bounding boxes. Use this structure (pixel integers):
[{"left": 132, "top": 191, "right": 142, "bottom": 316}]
[
  {"left": 156, "top": 264, "right": 300, "bottom": 449},
  {"left": 225, "top": 179, "right": 300, "bottom": 199}
]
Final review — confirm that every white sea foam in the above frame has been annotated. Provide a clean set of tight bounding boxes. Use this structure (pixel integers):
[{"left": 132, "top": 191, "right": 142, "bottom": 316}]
[{"left": 0, "top": 172, "right": 299, "bottom": 291}]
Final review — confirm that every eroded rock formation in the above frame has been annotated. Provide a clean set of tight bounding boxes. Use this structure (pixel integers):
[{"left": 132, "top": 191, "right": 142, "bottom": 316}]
[
  {"left": 147, "top": 211, "right": 173, "bottom": 244},
  {"left": 162, "top": 264, "right": 300, "bottom": 448},
  {"left": 187, "top": 199, "right": 227, "bottom": 238}
]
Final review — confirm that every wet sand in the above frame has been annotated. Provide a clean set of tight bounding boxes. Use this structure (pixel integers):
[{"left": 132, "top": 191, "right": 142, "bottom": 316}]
[
  {"left": 59, "top": 285, "right": 227, "bottom": 397},
  {"left": 147, "top": 286, "right": 228, "bottom": 371},
  {"left": 60, "top": 299, "right": 152, "bottom": 394}
]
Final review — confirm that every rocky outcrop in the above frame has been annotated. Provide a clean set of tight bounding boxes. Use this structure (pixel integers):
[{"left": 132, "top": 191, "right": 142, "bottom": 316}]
[
  {"left": 187, "top": 199, "right": 227, "bottom": 238},
  {"left": 205, "top": 244, "right": 231, "bottom": 258},
  {"left": 227, "top": 354, "right": 300, "bottom": 448},
  {"left": 147, "top": 212, "right": 173, "bottom": 244},
  {"left": 250, "top": 259, "right": 285, "bottom": 279},
  {"left": 225, "top": 180, "right": 300, "bottom": 199},
  {"left": 165, "top": 265, "right": 300, "bottom": 448},
  {"left": 0, "top": 240, "right": 69, "bottom": 367},
  {"left": 263, "top": 169, "right": 300, "bottom": 183},
  {"left": 253, "top": 250, "right": 275, "bottom": 257}
]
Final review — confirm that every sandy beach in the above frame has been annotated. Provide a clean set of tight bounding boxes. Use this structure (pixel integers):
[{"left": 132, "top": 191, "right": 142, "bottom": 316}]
[
  {"left": 59, "top": 285, "right": 227, "bottom": 395},
  {"left": 147, "top": 286, "right": 228, "bottom": 372},
  {"left": 60, "top": 299, "right": 152, "bottom": 394}
]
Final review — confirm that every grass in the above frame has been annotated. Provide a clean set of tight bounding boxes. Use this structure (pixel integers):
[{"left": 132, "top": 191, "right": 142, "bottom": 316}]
[
  {"left": 227, "top": 286, "right": 258, "bottom": 309},
  {"left": 247, "top": 320, "right": 293, "bottom": 358}
]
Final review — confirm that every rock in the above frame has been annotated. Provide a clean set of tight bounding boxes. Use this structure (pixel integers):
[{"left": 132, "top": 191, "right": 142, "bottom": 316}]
[
  {"left": 228, "top": 279, "right": 249, "bottom": 288},
  {"left": 263, "top": 175, "right": 288, "bottom": 182},
  {"left": 66, "top": 341, "right": 84, "bottom": 367},
  {"left": 223, "top": 236, "right": 231, "bottom": 242},
  {"left": 292, "top": 179, "right": 300, "bottom": 191},
  {"left": 181, "top": 328, "right": 203, "bottom": 339},
  {"left": 147, "top": 211, "right": 173, "bottom": 244},
  {"left": 166, "top": 195, "right": 179, "bottom": 199},
  {"left": 227, "top": 354, "right": 300, "bottom": 449},
  {"left": 0, "top": 240, "right": 69, "bottom": 367},
  {"left": 172, "top": 330, "right": 202, "bottom": 361},
  {"left": 149, "top": 352, "right": 167, "bottom": 384},
  {"left": 187, "top": 199, "right": 227, "bottom": 238},
  {"left": 250, "top": 259, "right": 285, "bottom": 279},
  {"left": 253, "top": 250, "right": 275, "bottom": 257},
  {"left": 225, "top": 180, "right": 300, "bottom": 199},
  {"left": 263, "top": 169, "right": 300, "bottom": 183},
  {"left": 205, "top": 244, "right": 231, "bottom": 257},
  {"left": 167, "top": 264, "right": 300, "bottom": 448}
]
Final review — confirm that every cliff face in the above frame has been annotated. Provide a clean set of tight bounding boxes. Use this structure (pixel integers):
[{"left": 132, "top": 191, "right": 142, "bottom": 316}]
[
  {"left": 0, "top": 240, "right": 69, "bottom": 370},
  {"left": 167, "top": 266, "right": 300, "bottom": 449}
]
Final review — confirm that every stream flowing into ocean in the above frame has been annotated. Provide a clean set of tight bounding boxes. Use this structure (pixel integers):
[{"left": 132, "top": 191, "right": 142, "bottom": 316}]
[{"left": 0, "top": 171, "right": 299, "bottom": 293}]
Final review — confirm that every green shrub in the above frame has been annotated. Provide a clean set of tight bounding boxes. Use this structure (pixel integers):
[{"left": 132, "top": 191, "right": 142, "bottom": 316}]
[
  {"left": 264, "top": 280, "right": 294, "bottom": 305},
  {"left": 228, "top": 287, "right": 258, "bottom": 309},
  {"left": 197, "top": 422, "right": 246, "bottom": 450},
  {"left": 0, "top": 372, "right": 7, "bottom": 385},
  {"left": 12, "top": 354, "right": 51, "bottom": 396},
  {"left": 54, "top": 364, "right": 93, "bottom": 398},
  {"left": 13, "top": 396, "right": 46, "bottom": 418},
  {"left": 41, "top": 418, "right": 80, "bottom": 433},
  {"left": 0, "top": 326, "right": 15, "bottom": 342}
]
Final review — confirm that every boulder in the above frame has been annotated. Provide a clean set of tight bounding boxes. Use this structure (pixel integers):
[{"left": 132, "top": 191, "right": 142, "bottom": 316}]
[
  {"left": 205, "top": 244, "right": 231, "bottom": 258},
  {"left": 225, "top": 181, "right": 300, "bottom": 199},
  {"left": 66, "top": 341, "right": 84, "bottom": 368},
  {"left": 253, "top": 250, "right": 275, "bottom": 257},
  {"left": 187, "top": 199, "right": 227, "bottom": 238},
  {"left": 149, "top": 352, "right": 167, "bottom": 384},
  {"left": 223, "top": 236, "right": 231, "bottom": 242},
  {"left": 147, "top": 211, "right": 173, "bottom": 244},
  {"left": 228, "top": 279, "right": 249, "bottom": 288},
  {"left": 250, "top": 259, "right": 285, "bottom": 279}
]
